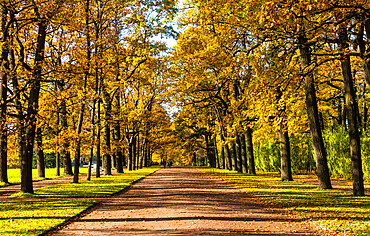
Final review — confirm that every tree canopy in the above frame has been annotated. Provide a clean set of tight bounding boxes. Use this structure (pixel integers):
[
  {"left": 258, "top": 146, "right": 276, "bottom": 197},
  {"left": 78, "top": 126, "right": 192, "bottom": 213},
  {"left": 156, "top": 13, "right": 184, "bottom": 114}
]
[{"left": 0, "top": 0, "right": 369, "bottom": 196}]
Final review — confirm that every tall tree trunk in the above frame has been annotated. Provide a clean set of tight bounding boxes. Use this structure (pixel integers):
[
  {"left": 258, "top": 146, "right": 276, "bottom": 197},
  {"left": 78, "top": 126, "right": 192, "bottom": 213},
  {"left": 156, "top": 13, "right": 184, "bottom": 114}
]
[
  {"left": 96, "top": 98, "right": 101, "bottom": 178},
  {"left": 113, "top": 118, "right": 123, "bottom": 173},
  {"left": 21, "top": 18, "right": 48, "bottom": 193},
  {"left": 87, "top": 99, "right": 95, "bottom": 181},
  {"left": 279, "top": 123, "right": 293, "bottom": 181},
  {"left": 360, "top": 19, "right": 370, "bottom": 88},
  {"left": 74, "top": 0, "right": 91, "bottom": 183},
  {"left": 221, "top": 146, "right": 225, "bottom": 169},
  {"left": 144, "top": 142, "right": 148, "bottom": 167},
  {"left": 102, "top": 93, "right": 112, "bottom": 176},
  {"left": 214, "top": 137, "right": 220, "bottom": 168},
  {"left": 60, "top": 99, "right": 72, "bottom": 175},
  {"left": 56, "top": 152, "right": 60, "bottom": 176},
  {"left": 219, "top": 124, "right": 231, "bottom": 170},
  {"left": 136, "top": 132, "right": 140, "bottom": 169},
  {"left": 241, "top": 134, "right": 248, "bottom": 173},
  {"left": 246, "top": 127, "right": 256, "bottom": 175},
  {"left": 0, "top": 6, "right": 9, "bottom": 184},
  {"left": 231, "top": 141, "right": 237, "bottom": 171},
  {"left": 55, "top": 100, "right": 60, "bottom": 177},
  {"left": 10, "top": 45, "right": 25, "bottom": 182},
  {"left": 122, "top": 149, "right": 127, "bottom": 167},
  {"left": 298, "top": 30, "right": 332, "bottom": 189},
  {"left": 132, "top": 134, "right": 136, "bottom": 170},
  {"left": 127, "top": 135, "right": 133, "bottom": 171},
  {"left": 225, "top": 144, "right": 232, "bottom": 170},
  {"left": 342, "top": 97, "right": 347, "bottom": 130},
  {"left": 236, "top": 133, "right": 243, "bottom": 172},
  {"left": 364, "top": 102, "right": 368, "bottom": 132},
  {"left": 205, "top": 134, "right": 216, "bottom": 168},
  {"left": 35, "top": 127, "right": 45, "bottom": 178},
  {"left": 339, "top": 25, "right": 364, "bottom": 196},
  {"left": 192, "top": 152, "right": 197, "bottom": 166},
  {"left": 73, "top": 103, "right": 85, "bottom": 182},
  {"left": 140, "top": 137, "right": 146, "bottom": 169}
]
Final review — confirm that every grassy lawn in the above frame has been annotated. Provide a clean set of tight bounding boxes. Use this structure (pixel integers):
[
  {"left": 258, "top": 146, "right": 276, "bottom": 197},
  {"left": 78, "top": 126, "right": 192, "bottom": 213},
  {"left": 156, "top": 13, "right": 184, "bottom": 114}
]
[
  {"left": 201, "top": 168, "right": 370, "bottom": 236},
  {"left": 1, "top": 167, "right": 89, "bottom": 186},
  {"left": 0, "top": 200, "right": 95, "bottom": 236},
  {"left": 2, "top": 167, "right": 159, "bottom": 235},
  {"left": 32, "top": 167, "right": 159, "bottom": 198}
]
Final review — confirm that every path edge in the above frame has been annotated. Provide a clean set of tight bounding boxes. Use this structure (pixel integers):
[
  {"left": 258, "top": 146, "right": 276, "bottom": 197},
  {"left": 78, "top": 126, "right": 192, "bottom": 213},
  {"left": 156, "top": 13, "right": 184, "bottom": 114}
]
[{"left": 42, "top": 168, "right": 162, "bottom": 236}]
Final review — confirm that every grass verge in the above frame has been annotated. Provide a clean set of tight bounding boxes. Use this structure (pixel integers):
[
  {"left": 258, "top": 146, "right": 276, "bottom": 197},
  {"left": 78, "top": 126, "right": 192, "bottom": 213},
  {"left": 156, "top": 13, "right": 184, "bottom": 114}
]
[
  {"left": 3, "top": 167, "right": 159, "bottom": 235},
  {"left": 31, "top": 167, "right": 160, "bottom": 198},
  {"left": 0, "top": 200, "right": 95, "bottom": 236},
  {"left": 0, "top": 168, "right": 89, "bottom": 186},
  {"left": 200, "top": 167, "right": 370, "bottom": 236}
]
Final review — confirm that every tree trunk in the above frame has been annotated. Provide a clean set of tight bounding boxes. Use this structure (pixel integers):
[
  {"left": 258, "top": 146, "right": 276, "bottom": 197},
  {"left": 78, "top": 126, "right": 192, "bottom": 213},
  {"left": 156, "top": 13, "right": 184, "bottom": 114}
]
[
  {"left": 219, "top": 124, "right": 231, "bottom": 170},
  {"left": 339, "top": 25, "right": 364, "bottom": 196},
  {"left": 21, "top": 18, "right": 49, "bottom": 193},
  {"left": 225, "top": 144, "right": 232, "bottom": 170},
  {"left": 231, "top": 141, "right": 237, "bottom": 171},
  {"left": 10, "top": 46, "right": 25, "bottom": 182},
  {"left": 241, "top": 134, "right": 248, "bottom": 173},
  {"left": 136, "top": 132, "right": 140, "bottom": 169},
  {"left": 95, "top": 98, "right": 101, "bottom": 178},
  {"left": 60, "top": 100, "right": 73, "bottom": 175},
  {"left": 114, "top": 120, "right": 123, "bottom": 173},
  {"left": 74, "top": 0, "right": 91, "bottom": 183},
  {"left": 87, "top": 99, "right": 95, "bottom": 181},
  {"left": 144, "top": 142, "right": 148, "bottom": 167},
  {"left": 73, "top": 101, "right": 85, "bottom": 182},
  {"left": 140, "top": 138, "right": 146, "bottom": 169},
  {"left": 364, "top": 102, "right": 368, "bottom": 132},
  {"left": 298, "top": 30, "right": 332, "bottom": 189},
  {"left": 246, "top": 127, "right": 256, "bottom": 175},
  {"left": 0, "top": 6, "right": 9, "bottom": 184},
  {"left": 127, "top": 136, "right": 133, "bottom": 171},
  {"left": 236, "top": 133, "right": 243, "bottom": 172},
  {"left": 132, "top": 135, "right": 137, "bottom": 170},
  {"left": 56, "top": 152, "right": 60, "bottom": 176},
  {"left": 35, "top": 127, "right": 45, "bottom": 178},
  {"left": 103, "top": 93, "right": 112, "bottom": 176},
  {"left": 205, "top": 134, "right": 216, "bottom": 168},
  {"left": 279, "top": 123, "right": 293, "bottom": 181},
  {"left": 122, "top": 149, "right": 127, "bottom": 167},
  {"left": 213, "top": 137, "right": 220, "bottom": 168},
  {"left": 361, "top": 19, "right": 370, "bottom": 88},
  {"left": 221, "top": 146, "right": 225, "bottom": 169}
]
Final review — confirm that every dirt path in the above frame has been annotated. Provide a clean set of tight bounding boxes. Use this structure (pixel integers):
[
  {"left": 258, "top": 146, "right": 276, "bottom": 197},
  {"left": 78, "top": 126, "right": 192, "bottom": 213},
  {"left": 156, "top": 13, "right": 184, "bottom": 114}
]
[{"left": 51, "top": 167, "right": 316, "bottom": 236}]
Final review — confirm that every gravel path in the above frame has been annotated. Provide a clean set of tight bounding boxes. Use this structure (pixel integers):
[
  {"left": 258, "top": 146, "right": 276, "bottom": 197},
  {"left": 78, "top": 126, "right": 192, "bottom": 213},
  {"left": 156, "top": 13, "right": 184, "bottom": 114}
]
[{"left": 51, "top": 167, "right": 317, "bottom": 235}]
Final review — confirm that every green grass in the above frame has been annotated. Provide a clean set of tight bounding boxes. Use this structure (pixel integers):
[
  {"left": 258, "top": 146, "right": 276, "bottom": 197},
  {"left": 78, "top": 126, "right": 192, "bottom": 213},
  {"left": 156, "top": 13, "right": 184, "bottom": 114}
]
[
  {"left": 32, "top": 167, "right": 160, "bottom": 198},
  {"left": 3, "top": 167, "right": 159, "bottom": 235},
  {"left": 0, "top": 167, "right": 89, "bottom": 186},
  {"left": 200, "top": 167, "right": 370, "bottom": 236},
  {"left": 0, "top": 200, "right": 95, "bottom": 236}
]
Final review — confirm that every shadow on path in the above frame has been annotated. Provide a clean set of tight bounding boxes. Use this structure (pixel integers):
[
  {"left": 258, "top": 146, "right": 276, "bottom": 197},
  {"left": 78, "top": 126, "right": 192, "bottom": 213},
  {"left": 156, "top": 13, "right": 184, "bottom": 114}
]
[{"left": 51, "top": 168, "right": 316, "bottom": 236}]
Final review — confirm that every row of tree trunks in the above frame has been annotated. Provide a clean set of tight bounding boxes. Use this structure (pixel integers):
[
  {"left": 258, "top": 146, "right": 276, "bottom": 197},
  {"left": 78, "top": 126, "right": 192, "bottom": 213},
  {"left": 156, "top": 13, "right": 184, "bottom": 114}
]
[{"left": 214, "top": 125, "right": 255, "bottom": 175}]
